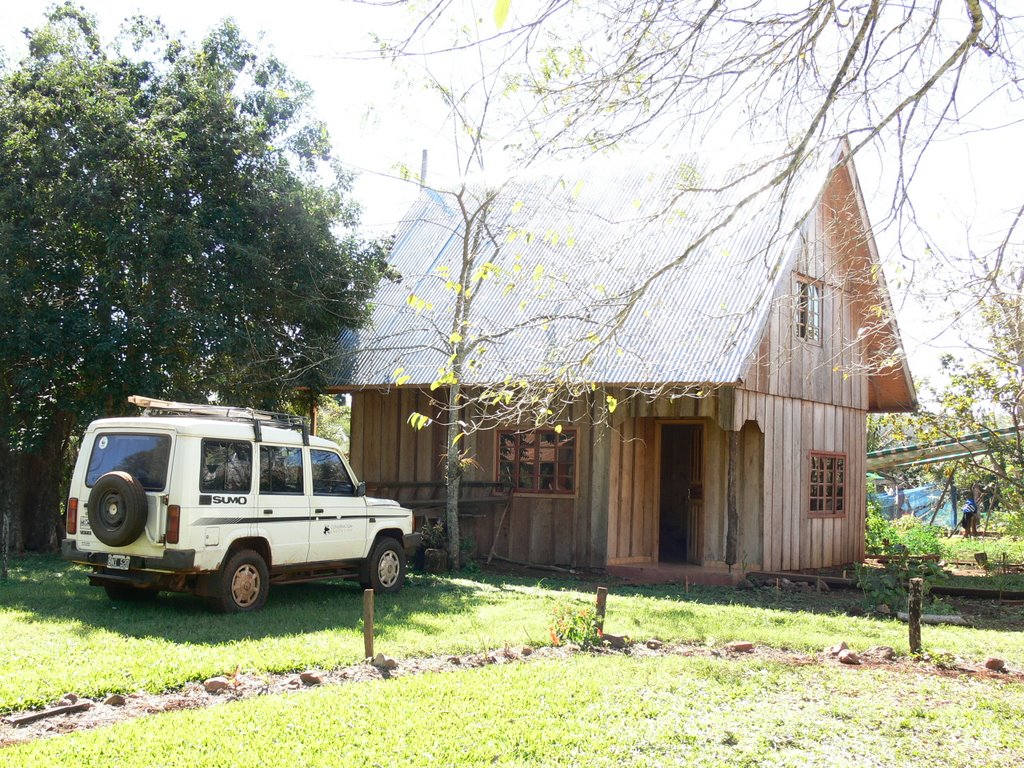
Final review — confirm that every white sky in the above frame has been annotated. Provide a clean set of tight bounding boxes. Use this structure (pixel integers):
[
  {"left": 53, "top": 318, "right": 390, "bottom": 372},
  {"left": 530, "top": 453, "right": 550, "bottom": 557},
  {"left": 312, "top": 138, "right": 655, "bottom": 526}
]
[{"left": 3, "top": 1, "right": 1022, "bottom": 381}]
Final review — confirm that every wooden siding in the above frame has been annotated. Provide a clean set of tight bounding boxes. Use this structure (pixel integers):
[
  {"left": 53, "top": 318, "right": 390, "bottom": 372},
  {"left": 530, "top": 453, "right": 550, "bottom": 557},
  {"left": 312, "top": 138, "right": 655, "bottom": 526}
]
[
  {"left": 349, "top": 389, "right": 443, "bottom": 488},
  {"left": 733, "top": 165, "right": 878, "bottom": 571},
  {"left": 733, "top": 390, "right": 867, "bottom": 570},
  {"left": 350, "top": 388, "right": 593, "bottom": 567}
]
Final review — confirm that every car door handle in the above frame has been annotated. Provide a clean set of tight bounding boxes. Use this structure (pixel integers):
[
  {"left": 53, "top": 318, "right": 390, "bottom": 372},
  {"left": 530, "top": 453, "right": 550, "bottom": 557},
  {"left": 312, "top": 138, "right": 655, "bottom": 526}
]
[
  {"left": 369, "top": 517, "right": 376, "bottom": 524},
  {"left": 263, "top": 509, "right": 273, "bottom": 515},
  {"left": 314, "top": 508, "right": 324, "bottom": 514}
]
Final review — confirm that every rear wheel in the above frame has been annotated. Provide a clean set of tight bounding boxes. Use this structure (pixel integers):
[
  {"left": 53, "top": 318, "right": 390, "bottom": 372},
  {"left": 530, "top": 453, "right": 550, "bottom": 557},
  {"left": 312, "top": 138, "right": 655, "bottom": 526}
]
[
  {"left": 214, "top": 550, "right": 269, "bottom": 613},
  {"left": 361, "top": 538, "right": 405, "bottom": 594}
]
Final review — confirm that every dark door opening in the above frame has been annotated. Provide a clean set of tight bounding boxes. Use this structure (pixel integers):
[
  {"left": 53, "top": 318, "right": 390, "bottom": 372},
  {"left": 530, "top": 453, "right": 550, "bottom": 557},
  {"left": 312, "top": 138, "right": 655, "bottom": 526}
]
[{"left": 659, "top": 424, "right": 703, "bottom": 563}]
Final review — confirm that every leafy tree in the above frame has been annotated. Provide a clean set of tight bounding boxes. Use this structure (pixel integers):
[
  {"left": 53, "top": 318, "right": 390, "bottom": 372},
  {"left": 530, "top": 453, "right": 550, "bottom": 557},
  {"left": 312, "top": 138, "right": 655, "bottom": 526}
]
[
  {"left": 0, "top": 5, "right": 387, "bottom": 558},
  {"left": 925, "top": 267, "right": 1024, "bottom": 527}
]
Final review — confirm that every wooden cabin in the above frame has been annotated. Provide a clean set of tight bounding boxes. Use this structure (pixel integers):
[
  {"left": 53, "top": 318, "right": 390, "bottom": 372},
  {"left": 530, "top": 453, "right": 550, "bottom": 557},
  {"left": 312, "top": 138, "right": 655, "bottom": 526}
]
[{"left": 329, "top": 141, "right": 916, "bottom": 578}]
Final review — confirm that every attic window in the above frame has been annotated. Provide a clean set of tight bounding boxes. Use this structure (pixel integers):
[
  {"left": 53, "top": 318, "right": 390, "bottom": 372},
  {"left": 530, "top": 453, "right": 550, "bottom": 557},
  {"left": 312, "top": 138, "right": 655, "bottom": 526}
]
[
  {"left": 497, "top": 429, "right": 576, "bottom": 494},
  {"left": 797, "top": 278, "right": 822, "bottom": 342},
  {"left": 809, "top": 452, "right": 845, "bottom": 517}
]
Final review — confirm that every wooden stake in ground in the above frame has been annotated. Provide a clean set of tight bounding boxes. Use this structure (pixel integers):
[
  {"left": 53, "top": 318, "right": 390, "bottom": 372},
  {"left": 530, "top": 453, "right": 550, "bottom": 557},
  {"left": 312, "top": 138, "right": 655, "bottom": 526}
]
[
  {"left": 908, "top": 578, "right": 923, "bottom": 655},
  {"left": 595, "top": 586, "right": 608, "bottom": 633},
  {"left": 363, "top": 589, "right": 374, "bottom": 659}
]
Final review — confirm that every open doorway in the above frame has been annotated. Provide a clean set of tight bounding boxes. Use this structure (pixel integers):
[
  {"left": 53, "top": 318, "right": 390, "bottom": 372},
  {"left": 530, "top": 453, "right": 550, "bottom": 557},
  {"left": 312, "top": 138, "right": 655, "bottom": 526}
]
[{"left": 659, "top": 424, "right": 703, "bottom": 563}]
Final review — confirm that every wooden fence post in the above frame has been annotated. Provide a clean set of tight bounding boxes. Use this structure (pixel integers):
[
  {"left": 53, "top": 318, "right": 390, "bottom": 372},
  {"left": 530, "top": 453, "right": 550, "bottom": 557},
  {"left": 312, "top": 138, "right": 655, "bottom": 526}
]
[
  {"left": 363, "top": 588, "right": 375, "bottom": 659},
  {"left": 595, "top": 586, "right": 608, "bottom": 633},
  {"left": 908, "top": 578, "right": 923, "bottom": 655}
]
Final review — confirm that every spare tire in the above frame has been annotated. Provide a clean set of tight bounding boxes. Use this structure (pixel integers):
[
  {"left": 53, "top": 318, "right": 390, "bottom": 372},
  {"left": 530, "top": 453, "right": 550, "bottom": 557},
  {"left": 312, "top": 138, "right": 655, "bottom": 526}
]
[{"left": 87, "top": 471, "right": 148, "bottom": 547}]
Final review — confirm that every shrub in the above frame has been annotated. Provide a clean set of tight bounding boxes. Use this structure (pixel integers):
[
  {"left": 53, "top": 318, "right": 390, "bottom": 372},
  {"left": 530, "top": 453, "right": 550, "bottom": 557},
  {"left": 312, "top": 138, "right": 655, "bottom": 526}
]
[
  {"left": 549, "top": 602, "right": 602, "bottom": 648},
  {"left": 865, "top": 501, "right": 942, "bottom": 557}
]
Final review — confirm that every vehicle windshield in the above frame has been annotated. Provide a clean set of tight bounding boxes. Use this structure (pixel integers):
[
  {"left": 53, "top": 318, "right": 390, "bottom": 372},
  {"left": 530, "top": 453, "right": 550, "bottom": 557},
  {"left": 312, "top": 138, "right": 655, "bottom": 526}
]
[{"left": 86, "top": 433, "right": 171, "bottom": 491}]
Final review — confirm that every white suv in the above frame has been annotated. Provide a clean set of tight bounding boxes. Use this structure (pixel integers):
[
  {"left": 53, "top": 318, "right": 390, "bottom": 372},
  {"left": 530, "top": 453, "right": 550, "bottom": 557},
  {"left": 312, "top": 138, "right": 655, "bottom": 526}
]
[{"left": 62, "top": 396, "right": 420, "bottom": 612}]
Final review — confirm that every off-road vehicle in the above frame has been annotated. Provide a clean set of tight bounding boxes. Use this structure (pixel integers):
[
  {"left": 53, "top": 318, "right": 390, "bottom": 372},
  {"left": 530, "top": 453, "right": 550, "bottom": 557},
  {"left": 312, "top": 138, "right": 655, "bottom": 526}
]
[{"left": 62, "top": 396, "right": 419, "bottom": 612}]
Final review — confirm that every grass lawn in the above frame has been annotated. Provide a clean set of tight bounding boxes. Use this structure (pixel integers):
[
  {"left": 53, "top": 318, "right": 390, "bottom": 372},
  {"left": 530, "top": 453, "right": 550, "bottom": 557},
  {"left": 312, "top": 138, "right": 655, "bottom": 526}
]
[
  {"left": 2, "top": 555, "right": 1023, "bottom": 715},
  {"left": 7, "top": 653, "right": 1024, "bottom": 767},
  {"left": 938, "top": 535, "right": 1024, "bottom": 564}
]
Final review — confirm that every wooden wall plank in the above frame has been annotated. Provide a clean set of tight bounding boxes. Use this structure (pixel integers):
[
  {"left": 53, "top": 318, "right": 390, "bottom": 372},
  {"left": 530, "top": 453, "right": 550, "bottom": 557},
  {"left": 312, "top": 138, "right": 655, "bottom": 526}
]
[
  {"left": 630, "top": 420, "right": 647, "bottom": 559},
  {"left": 643, "top": 418, "right": 657, "bottom": 560},
  {"left": 620, "top": 419, "right": 636, "bottom": 558},
  {"left": 397, "top": 389, "right": 415, "bottom": 484},
  {"left": 608, "top": 433, "right": 622, "bottom": 561},
  {"left": 529, "top": 499, "right": 554, "bottom": 564}
]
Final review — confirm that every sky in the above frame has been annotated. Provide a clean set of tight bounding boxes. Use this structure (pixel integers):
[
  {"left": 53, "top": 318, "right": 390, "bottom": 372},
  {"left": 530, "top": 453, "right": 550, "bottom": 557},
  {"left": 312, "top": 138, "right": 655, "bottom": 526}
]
[{"left": 3, "top": 1, "right": 1021, "bottom": 382}]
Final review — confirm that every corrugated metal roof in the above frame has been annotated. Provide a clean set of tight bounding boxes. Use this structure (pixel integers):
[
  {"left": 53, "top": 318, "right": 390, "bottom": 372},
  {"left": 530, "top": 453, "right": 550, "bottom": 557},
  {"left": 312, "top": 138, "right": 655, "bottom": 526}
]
[{"left": 331, "top": 146, "right": 839, "bottom": 389}]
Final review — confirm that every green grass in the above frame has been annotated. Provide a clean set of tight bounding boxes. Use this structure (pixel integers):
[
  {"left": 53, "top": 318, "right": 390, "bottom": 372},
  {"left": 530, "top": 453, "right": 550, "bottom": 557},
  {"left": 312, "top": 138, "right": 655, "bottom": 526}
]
[
  {"left": 2, "top": 554, "right": 1024, "bottom": 714},
  {"left": 7, "top": 653, "right": 1024, "bottom": 767},
  {"left": 939, "top": 535, "right": 1024, "bottom": 565}
]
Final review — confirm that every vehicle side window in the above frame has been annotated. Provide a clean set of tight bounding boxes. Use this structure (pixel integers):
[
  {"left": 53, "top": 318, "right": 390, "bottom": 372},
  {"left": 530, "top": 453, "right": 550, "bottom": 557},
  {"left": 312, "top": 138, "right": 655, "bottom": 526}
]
[
  {"left": 310, "top": 450, "right": 355, "bottom": 496},
  {"left": 201, "top": 440, "right": 253, "bottom": 493},
  {"left": 259, "top": 446, "right": 303, "bottom": 495}
]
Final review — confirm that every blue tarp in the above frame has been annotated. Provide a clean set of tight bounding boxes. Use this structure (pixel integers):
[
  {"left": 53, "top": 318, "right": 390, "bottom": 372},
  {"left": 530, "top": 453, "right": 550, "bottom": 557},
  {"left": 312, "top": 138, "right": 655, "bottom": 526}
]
[{"left": 869, "top": 484, "right": 958, "bottom": 528}]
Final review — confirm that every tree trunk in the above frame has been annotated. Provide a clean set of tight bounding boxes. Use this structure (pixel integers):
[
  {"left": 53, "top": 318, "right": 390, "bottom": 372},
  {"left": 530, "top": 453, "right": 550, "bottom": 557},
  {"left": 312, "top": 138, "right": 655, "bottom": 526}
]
[
  {"left": 17, "top": 410, "right": 75, "bottom": 552},
  {"left": 0, "top": 440, "right": 12, "bottom": 580},
  {"left": 444, "top": 384, "right": 463, "bottom": 570}
]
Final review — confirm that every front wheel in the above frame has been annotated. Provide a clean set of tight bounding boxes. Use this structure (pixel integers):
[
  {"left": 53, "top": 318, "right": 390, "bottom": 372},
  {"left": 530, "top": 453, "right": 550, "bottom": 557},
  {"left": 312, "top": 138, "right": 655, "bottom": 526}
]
[
  {"left": 361, "top": 538, "right": 406, "bottom": 594},
  {"left": 214, "top": 549, "right": 269, "bottom": 613}
]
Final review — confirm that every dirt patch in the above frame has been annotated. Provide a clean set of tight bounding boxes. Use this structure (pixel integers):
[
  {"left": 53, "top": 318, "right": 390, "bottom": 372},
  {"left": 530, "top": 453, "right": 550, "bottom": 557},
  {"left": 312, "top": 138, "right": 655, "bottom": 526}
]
[{"left": 3, "top": 640, "right": 1021, "bottom": 749}]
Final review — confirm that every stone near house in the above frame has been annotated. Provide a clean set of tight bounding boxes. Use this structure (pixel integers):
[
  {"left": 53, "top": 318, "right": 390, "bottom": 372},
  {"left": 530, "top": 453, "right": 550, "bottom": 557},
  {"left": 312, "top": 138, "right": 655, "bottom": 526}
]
[
  {"left": 875, "top": 604, "right": 892, "bottom": 616},
  {"left": 519, "top": 646, "right": 534, "bottom": 657},
  {"left": 299, "top": 671, "right": 323, "bottom": 686},
  {"left": 60, "top": 693, "right": 79, "bottom": 705},
  {"left": 446, "top": 655, "right": 461, "bottom": 665},
  {"left": 865, "top": 646, "right": 896, "bottom": 661},
  {"left": 838, "top": 649, "right": 862, "bottom": 665},
  {"left": 645, "top": 639, "right": 664, "bottom": 650},
  {"left": 203, "top": 676, "right": 231, "bottom": 693},
  {"left": 735, "top": 578, "right": 755, "bottom": 591},
  {"left": 372, "top": 653, "right": 398, "bottom": 670},
  {"left": 826, "top": 642, "right": 848, "bottom": 657},
  {"left": 984, "top": 657, "right": 1006, "bottom": 672},
  {"left": 727, "top": 641, "right": 754, "bottom": 653},
  {"left": 602, "top": 633, "right": 629, "bottom": 649},
  {"left": 103, "top": 694, "right": 127, "bottom": 706}
]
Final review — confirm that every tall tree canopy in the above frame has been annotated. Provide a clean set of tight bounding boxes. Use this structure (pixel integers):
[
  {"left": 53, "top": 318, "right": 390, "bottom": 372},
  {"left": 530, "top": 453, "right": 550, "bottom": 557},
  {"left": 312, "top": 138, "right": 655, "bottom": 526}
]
[{"left": 0, "top": 4, "right": 387, "bottom": 552}]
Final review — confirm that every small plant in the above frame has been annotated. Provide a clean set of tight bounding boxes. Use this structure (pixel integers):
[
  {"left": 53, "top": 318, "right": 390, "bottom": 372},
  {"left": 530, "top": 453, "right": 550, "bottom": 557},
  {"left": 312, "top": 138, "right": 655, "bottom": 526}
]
[
  {"left": 419, "top": 521, "right": 448, "bottom": 550},
  {"left": 856, "top": 552, "right": 949, "bottom": 612},
  {"left": 549, "top": 601, "right": 602, "bottom": 648}
]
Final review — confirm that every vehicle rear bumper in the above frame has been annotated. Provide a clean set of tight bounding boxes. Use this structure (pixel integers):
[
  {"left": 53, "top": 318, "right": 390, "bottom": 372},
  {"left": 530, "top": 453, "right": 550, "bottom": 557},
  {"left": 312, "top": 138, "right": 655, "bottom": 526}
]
[{"left": 62, "top": 540, "right": 197, "bottom": 571}]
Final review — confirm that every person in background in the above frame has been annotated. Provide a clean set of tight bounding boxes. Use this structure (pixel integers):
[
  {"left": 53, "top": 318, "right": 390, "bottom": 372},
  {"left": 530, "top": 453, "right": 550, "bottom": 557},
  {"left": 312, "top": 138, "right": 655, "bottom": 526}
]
[{"left": 960, "top": 483, "right": 981, "bottom": 538}]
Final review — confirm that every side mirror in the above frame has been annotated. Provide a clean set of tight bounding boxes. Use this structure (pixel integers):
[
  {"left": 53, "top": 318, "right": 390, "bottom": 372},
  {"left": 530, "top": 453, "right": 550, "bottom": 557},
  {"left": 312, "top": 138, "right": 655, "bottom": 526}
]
[{"left": 356, "top": 481, "right": 366, "bottom": 497}]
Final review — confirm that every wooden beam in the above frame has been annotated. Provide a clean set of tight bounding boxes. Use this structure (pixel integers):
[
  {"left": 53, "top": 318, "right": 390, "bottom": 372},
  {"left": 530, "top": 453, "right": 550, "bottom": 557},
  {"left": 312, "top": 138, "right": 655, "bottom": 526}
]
[{"left": 726, "top": 430, "right": 739, "bottom": 567}]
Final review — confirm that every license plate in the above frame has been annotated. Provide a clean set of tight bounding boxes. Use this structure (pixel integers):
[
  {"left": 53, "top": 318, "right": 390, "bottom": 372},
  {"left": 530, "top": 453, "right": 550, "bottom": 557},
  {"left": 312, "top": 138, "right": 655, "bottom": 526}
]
[{"left": 107, "top": 554, "right": 130, "bottom": 570}]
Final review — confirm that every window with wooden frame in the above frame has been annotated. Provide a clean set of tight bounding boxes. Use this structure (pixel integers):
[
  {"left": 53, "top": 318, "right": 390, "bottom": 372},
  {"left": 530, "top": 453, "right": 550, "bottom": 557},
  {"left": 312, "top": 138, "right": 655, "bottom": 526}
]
[
  {"left": 497, "top": 429, "right": 576, "bottom": 494},
  {"left": 809, "top": 452, "right": 845, "bottom": 516},
  {"left": 796, "top": 278, "right": 822, "bottom": 342}
]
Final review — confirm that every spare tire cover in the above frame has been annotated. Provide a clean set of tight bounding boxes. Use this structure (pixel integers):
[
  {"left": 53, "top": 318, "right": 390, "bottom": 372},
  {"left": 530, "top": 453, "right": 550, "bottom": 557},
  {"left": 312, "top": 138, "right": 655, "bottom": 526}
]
[{"left": 87, "top": 471, "right": 148, "bottom": 547}]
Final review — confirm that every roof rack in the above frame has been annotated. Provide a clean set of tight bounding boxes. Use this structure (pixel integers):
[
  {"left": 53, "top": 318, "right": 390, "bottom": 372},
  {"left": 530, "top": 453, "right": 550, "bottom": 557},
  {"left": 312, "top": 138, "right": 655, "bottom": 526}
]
[{"left": 128, "top": 395, "right": 310, "bottom": 445}]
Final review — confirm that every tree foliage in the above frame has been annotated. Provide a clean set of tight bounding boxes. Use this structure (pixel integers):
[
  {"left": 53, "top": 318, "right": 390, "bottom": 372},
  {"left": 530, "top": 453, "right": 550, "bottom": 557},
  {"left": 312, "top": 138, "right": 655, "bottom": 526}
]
[{"left": 0, "top": 4, "right": 387, "bottom": 553}]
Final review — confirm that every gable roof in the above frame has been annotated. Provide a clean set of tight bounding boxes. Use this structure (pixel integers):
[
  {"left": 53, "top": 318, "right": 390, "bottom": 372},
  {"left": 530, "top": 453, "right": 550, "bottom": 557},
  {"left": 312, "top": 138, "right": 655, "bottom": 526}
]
[{"left": 330, "top": 142, "right": 912, "bottom": 402}]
